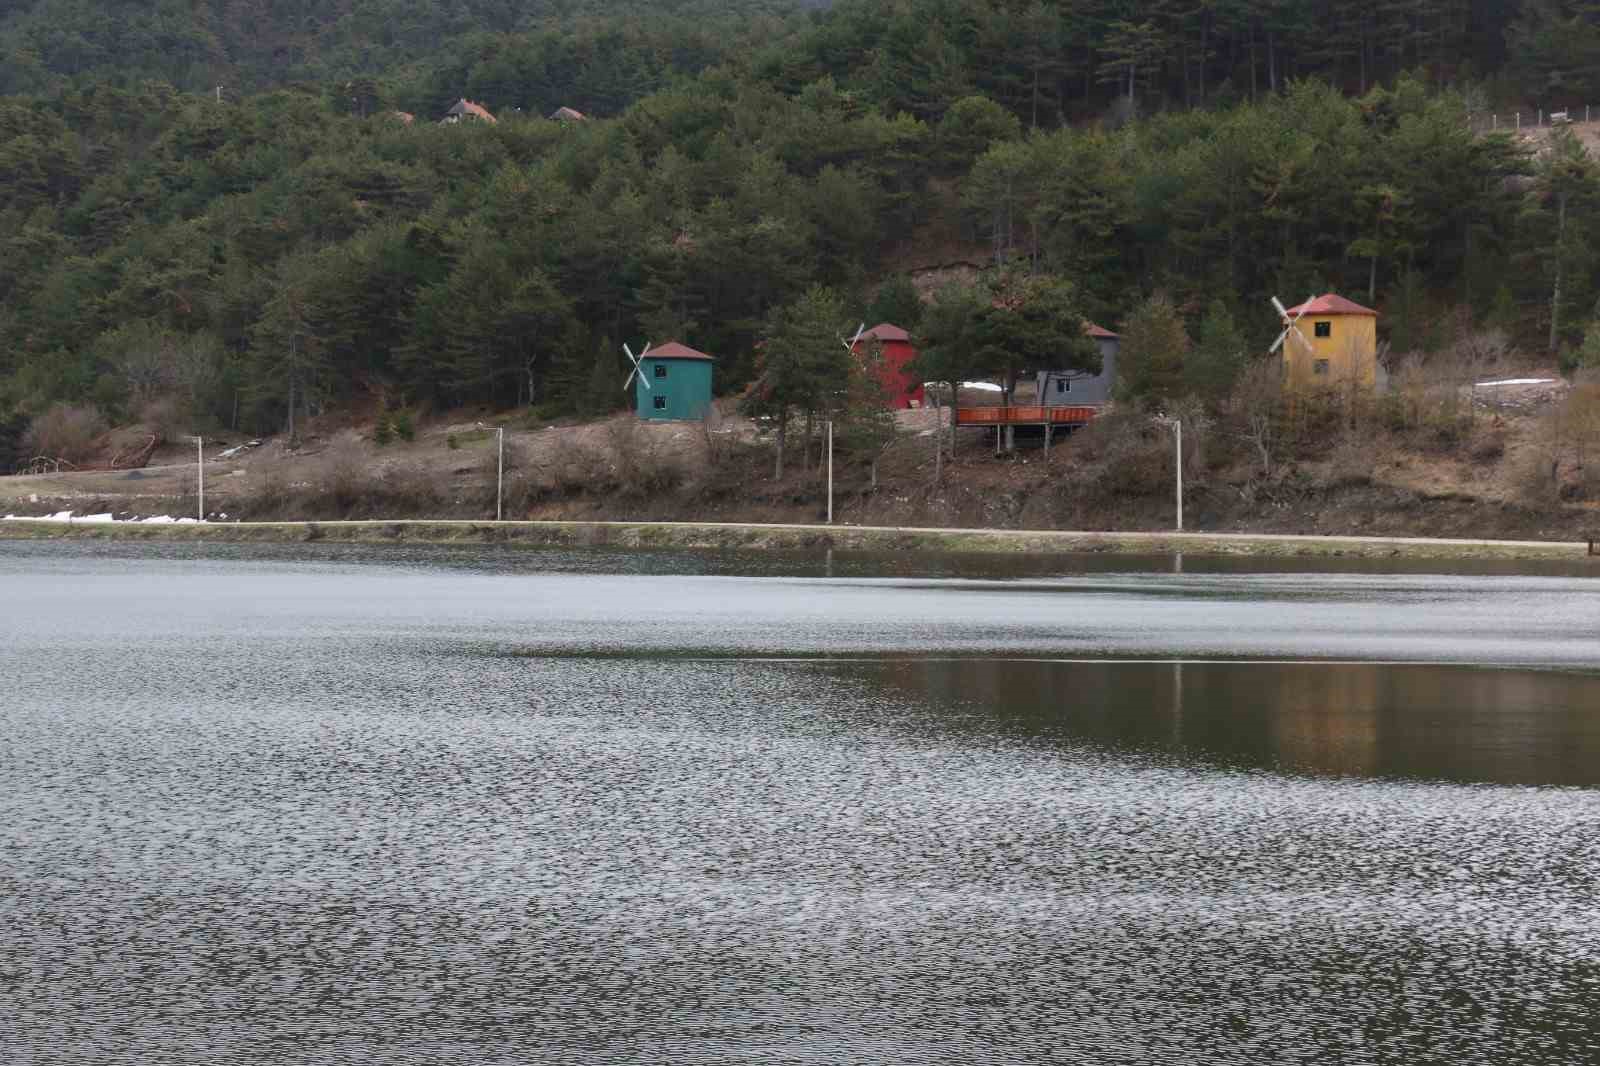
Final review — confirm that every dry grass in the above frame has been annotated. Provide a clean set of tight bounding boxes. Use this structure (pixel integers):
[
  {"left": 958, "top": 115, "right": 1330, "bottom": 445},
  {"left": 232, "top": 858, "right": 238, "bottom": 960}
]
[{"left": 23, "top": 404, "right": 106, "bottom": 467}]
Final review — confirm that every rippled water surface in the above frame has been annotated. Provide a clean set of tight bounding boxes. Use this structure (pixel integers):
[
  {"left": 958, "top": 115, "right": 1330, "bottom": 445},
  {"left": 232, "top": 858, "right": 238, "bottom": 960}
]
[{"left": 3, "top": 541, "right": 1599, "bottom": 1064}]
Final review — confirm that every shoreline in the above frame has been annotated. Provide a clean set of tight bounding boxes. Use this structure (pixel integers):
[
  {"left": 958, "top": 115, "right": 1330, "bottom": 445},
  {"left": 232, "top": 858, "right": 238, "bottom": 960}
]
[{"left": 3, "top": 517, "right": 1596, "bottom": 561}]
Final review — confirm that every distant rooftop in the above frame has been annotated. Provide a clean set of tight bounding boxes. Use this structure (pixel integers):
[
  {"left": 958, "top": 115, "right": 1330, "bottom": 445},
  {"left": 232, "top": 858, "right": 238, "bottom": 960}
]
[{"left": 443, "top": 99, "right": 496, "bottom": 124}]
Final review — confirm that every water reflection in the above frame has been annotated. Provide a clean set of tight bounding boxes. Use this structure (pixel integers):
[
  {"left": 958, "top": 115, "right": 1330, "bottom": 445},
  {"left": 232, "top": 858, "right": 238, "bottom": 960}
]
[{"left": 860, "top": 659, "right": 1600, "bottom": 785}]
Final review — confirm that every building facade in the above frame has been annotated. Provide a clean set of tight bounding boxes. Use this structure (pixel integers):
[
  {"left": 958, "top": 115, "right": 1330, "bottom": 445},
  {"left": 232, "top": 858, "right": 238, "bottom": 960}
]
[
  {"left": 634, "top": 341, "right": 714, "bottom": 421},
  {"left": 1035, "top": 322, "right": 1119, "bottom": 406},
  {"left": 853, "top": 324, "right": 926, "bottom": 409},
  {"left": 1279, "top": 294, "right": 1379, "bottom": 391}
]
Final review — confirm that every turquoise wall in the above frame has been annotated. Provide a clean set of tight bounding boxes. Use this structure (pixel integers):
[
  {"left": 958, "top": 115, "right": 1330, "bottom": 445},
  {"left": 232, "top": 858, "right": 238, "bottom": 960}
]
[{"left": 634, "top": 357, "right": 713, "bottom": 420}]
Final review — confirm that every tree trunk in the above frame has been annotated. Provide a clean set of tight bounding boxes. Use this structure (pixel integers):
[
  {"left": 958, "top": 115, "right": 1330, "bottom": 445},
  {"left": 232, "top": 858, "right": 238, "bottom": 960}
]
[
  {"left": 946, "top": 382, "right": 957, "bottom": 461},
  {"left": 775, "top": 414, "right": 786, "bottom": 479},
  {"left": 1268, "top": 29, "right": 1277, "bottom": 92},
  {"left": 1359, "top": 27, "right": 1367, "bottom": 94},
  {"left": 1368, "top": 253, "right": 1377, "bottom": 303},
  {"left": 804, "top": 410, "right": 813, "bottom": 473},
  {"left": 1249, "top": 24, "right": 1257, "bottom": 101},
  {"left": 1552, "top": 191, "right": 1568, "bottom": 353}
]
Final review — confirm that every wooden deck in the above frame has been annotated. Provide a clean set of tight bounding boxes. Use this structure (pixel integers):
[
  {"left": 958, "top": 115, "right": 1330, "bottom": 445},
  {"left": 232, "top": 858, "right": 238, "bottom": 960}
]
[{"left": 955, "top": 404, "right": 1101, "bottom": 427}]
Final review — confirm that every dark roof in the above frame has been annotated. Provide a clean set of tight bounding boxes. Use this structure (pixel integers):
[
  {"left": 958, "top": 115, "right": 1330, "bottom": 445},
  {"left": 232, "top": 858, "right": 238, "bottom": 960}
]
[
  {"left": 645, "top": 340, "right": 713, "bottom": 361},
  {"left": 859, "top": 323, "right": 910, "bottom": 342},
  {"left": 1084, "top": 321, "right": 1118, "bottom": 338},
  {"left": 1284, "top": 293, "right": 1378, "bottom": 317}
]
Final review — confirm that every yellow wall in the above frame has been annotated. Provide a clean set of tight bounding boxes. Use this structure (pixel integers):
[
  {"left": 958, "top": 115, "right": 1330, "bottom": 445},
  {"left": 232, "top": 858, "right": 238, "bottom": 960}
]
[{"left": 1282, "top": 314, "right": 1378, "bottom": 391}]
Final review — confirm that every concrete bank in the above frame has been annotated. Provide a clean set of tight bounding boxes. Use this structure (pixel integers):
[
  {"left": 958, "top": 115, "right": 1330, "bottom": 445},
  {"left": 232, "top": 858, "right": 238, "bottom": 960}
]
[{"left": 3, "top": 517, "right": 1597, "bottom": 561}]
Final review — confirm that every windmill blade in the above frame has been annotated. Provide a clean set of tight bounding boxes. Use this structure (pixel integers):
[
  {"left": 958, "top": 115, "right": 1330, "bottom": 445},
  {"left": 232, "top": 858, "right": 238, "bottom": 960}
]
[
  {"left": 840, "top": 322, "right": 866, "bottom": 352},
  {"left": 1291, "top": 296, "right": 1314, "bottom": 323},
  {"left": 1269, "top": 328, "right": 1291, "bottom": 354},
  {"left": 622, "top": 342, "right": 652, "bottom": 392},
  {"left": 1271, "top": 296, "right": 1290, "bottom": 321},
  {"left": 1289, "top": 328, "right": 1316, "bottom": 352}
]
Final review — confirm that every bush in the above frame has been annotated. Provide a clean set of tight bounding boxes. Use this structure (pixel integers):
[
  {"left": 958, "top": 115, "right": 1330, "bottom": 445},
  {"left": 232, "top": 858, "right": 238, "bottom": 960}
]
[
  {"left": 23, "top": 403, "right": 106, "bottom": 466},
  {"left": 392, "top": 410, "right": 415, "bottom": 442},
  {"left": 607, "top": 418, "right": 683, "bottom": 499},
  {"left": 373, "top": 416, "right": 394, "bottom": 446}
]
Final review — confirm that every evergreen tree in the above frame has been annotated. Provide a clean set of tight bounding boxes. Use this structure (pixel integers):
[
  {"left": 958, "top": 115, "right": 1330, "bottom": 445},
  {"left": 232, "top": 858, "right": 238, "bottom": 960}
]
[{"left": 1118, "top": 292, "right": 1190, "bottom": 404}]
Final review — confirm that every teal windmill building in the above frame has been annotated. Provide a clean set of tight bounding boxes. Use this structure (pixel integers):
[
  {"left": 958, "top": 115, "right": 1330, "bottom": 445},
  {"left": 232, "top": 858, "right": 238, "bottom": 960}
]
[{"left": 626, "top": 341, "right": 715, "bottom": 421}]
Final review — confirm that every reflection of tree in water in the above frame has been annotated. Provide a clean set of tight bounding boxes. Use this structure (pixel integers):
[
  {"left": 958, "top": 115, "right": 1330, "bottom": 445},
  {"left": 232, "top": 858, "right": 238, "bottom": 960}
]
[{"left": 858, "top": 659, "right": 1600, "bottom": 787}]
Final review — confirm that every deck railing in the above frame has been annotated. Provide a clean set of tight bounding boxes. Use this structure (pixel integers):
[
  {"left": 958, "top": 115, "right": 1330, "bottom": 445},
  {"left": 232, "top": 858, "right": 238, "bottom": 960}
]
[{"left": 955, "top": 404, "right": 1101, "bottom": 426}]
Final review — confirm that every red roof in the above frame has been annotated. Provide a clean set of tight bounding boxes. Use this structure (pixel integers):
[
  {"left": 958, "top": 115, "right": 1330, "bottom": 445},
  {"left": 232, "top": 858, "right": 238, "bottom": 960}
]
[
  {"left": 1284, "top": 293, "right": 1377, "bottom": 318},
  {"left": 444, "top": 98, "right": 497, "bottom": 124},
  {"left": 646, "top": 340, "right": 713, "bottom": 361},
  {"left": 1084, "top": 321, "right": 1118, "bottom": 338},
  {"left": 859, "top": 323, "right": 910, "bottom": 342}
]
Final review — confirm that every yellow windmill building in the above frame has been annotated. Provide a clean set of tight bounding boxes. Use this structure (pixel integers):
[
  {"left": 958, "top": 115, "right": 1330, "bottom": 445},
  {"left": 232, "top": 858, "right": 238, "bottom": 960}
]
[{"left": 1271, "top": 293, "right": 1379, "bottom": 391}]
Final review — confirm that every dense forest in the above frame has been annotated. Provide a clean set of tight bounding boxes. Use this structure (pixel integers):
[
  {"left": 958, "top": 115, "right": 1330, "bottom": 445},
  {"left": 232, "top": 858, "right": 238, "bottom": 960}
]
[{"left": 5, "top": 0, "right": 1600, "bottom": 462}]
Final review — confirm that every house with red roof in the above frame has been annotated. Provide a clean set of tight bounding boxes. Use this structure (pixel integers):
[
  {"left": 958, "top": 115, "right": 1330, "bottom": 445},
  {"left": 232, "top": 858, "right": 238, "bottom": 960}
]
[
  {"left": 632, "top": 341, "right": 714, "bottom": 421},
  {"left": 851, "top": 324, "right": 925, "bottom": 409},
  {"left": 1277, "top": 293, "right": 1379, "bottom": 391}
]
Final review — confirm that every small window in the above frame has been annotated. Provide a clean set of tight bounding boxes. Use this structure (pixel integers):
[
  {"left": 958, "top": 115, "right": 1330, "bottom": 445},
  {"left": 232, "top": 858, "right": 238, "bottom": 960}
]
[
  {"left": 654, "top": 364, "right": 668, "bottom": 378},
  {"left": 653, "top": 395, "right": 667, "bottom": 410},
  {"left": 1313, "top": 359, "right": 1330, "bottom": 376},
  {"left": 1314, "top": 321, "right": 1332, "bottom": 338},
  {"left": 1055, "top": 378, "right": 1070, "bottom": 394}
]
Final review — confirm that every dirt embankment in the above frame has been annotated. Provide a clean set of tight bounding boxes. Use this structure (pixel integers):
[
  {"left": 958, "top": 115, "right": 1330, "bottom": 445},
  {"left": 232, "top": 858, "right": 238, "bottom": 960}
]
[{"left": 3, "top": 380, "right": 1598, "bottom": 547}]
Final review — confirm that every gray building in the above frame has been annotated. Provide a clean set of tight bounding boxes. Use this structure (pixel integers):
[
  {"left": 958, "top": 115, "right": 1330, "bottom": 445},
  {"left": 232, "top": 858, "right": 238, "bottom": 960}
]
[{"left": 1036, "top": 322, "right": 1118, "bottom": 406}]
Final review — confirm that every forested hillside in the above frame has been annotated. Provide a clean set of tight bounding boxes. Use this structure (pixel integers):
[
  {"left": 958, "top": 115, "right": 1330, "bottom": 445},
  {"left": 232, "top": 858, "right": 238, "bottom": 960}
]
[{"left": 4, "top": 0, "right": 1600, "bottom": 472}]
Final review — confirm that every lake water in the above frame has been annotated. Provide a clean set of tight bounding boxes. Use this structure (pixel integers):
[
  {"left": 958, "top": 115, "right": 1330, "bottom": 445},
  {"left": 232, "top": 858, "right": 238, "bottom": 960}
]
[{"left": 3, "top": 541, "right": 1598, "bottom": 1064}]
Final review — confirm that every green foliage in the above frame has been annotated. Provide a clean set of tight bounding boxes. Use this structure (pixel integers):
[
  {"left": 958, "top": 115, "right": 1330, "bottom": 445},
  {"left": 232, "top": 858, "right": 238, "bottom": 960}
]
[
  {"left": 1571, "top": 320, "right": 1600, "bottom": 376},
  {"left": 911, "top": 283, "right": 990, "bottom": 389},
  {"left": 1118, "top": 293, "right": 1189, "bottom": 404},
  {"left": 974, "top": 272, "right": 1098, "bottom": 396},
  {"left": 748, "top": 284, "right": 852, "bottom": 425},
  {"left": 0, "top": 0, "right": 1589, "bottom": 439},
  {"left": 913, "top": 272, "right": 1097, "bottom": 396},
  {"left": 864, "top": 274, "right": 923, "bottom": 331},
  {"left": 1187, "top": 300, "right": 1247, "bottom": 403},
  {"left": 836, "top": 340, "right": 898, "bottom": 481},
  {"left": 935, "top": 95, "right": 1021, "bottom": 173}
]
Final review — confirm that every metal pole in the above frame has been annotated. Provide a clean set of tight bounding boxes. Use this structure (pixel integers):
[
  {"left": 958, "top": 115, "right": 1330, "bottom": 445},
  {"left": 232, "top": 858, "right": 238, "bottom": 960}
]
[
  {"left": 826, "top": 420, "right": 834, "bottom": 524},
  {"left": 196, "top": 436, "right": 204, "bottom": 522},
  {"left": 496, "top": 428, "right": 504, "bottom": 521},
  {"left": 1175, "top": 420, "right": 1183, "bottom": 532}
]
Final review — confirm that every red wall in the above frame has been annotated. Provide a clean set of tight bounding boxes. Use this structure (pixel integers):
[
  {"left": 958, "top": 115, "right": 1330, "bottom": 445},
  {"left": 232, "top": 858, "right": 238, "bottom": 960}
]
[{"left": 862, "top": 339, "right": 925, "bottom": 409}]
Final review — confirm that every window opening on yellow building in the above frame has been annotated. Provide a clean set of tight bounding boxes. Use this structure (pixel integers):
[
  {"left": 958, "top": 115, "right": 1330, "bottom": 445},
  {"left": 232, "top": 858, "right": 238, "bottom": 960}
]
[
  {"left": 1314, "top": 359, "right": 1330, "bottom": 375},
  {"left": 1314, "top": 321, "right": 1331, "bottom": 338}
]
